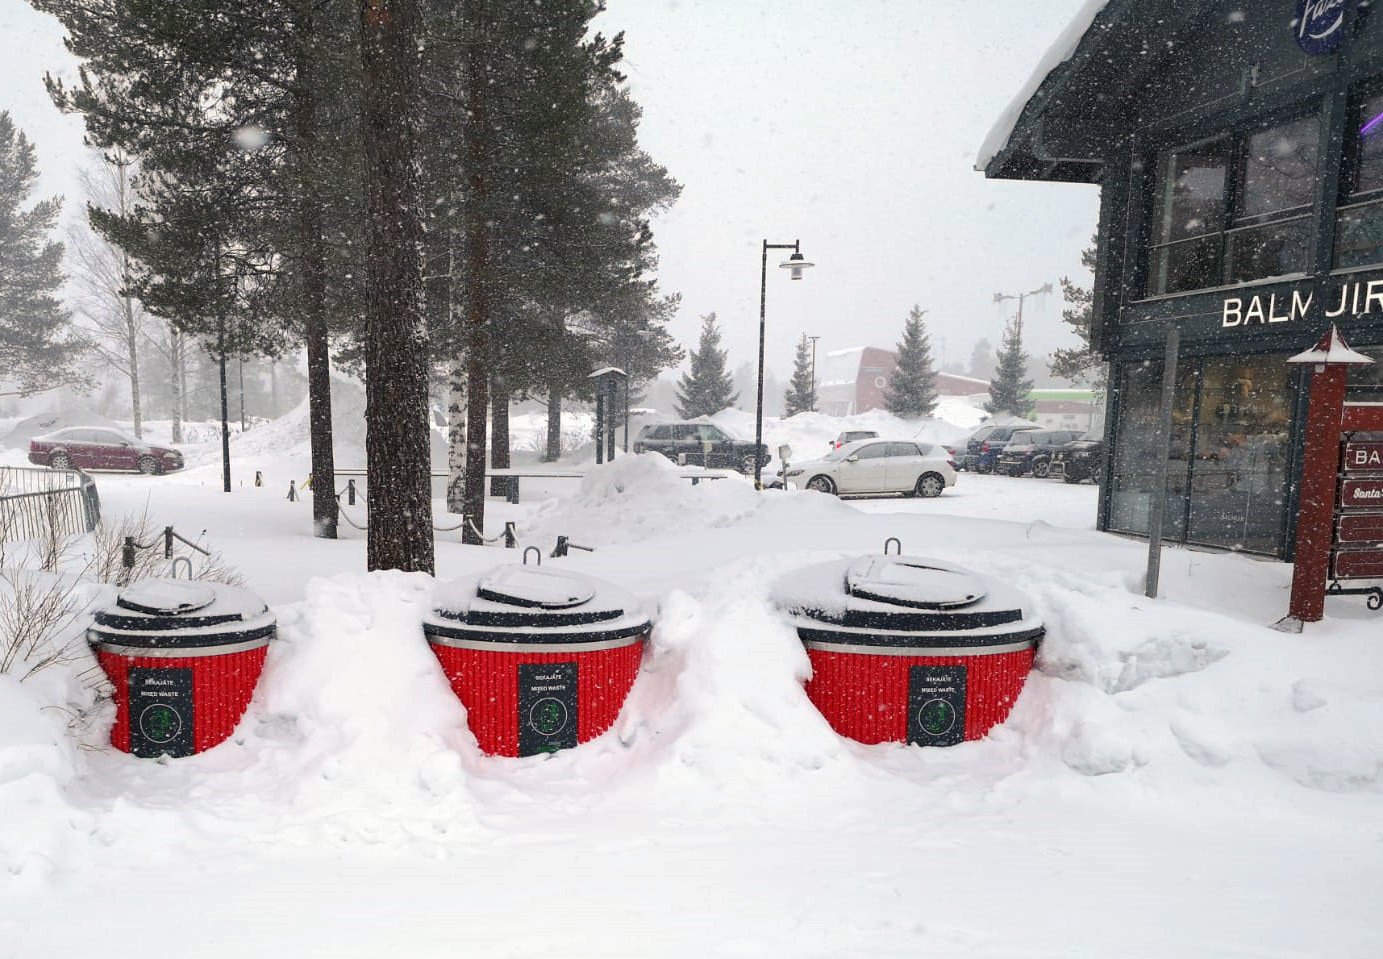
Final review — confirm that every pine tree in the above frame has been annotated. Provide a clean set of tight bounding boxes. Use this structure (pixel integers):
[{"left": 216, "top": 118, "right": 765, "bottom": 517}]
[
  {"left": 783, "top": 334, "right": 816, "bottom": 416},
  {"left": 986, "top": 319, "right": 1035, "bottom": 418},
  {"left": 675, "top": 313, "right": 737, "bottom": 418},
  {"left": 882, "top": 305, "right": 939, "bottom": 418},
  {"left": 1050, "top": 235, "right": 1107, "bottom": 389},
  {"left": 0, "top": 112, "right": 81, "bottom": 395}
]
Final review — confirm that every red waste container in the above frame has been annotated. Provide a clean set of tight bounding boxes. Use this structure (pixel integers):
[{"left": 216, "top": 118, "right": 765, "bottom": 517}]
[
  {"left": 424, "top": 563, "right": 650, "bottom": 757},
  {"left": 773, "top": 547, "right": 1042, "bottom": 746},
  {"left": 88, "top": 579, "right": 276, "bottom": 758}
]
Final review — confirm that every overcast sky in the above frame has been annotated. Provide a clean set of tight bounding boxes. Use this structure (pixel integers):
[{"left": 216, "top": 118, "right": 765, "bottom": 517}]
[{"left": 1, "top": 0, "right": 1100, "bottom": 381}]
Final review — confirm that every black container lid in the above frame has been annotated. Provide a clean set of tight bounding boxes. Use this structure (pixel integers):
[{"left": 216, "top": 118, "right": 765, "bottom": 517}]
[
  {"left": 425, "top": 564, "right": 650, "bottom": 639},
  {"left": 773, "top": 551, "right": 1042, "bottom": 641},
  {"left": 89, "top": 578, "right": 276, "bottom": 648}
]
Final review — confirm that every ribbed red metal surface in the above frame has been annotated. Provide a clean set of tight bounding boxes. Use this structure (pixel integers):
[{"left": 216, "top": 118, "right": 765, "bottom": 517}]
[
  {"left": 804, "top": 647, "right": 1034, "bottom": 744},
  {"left": 95, "top": 646, "right": 268, "bottom": 754},
  {"left": 428, "top": 635, "right": 645, "bottom": 757}
]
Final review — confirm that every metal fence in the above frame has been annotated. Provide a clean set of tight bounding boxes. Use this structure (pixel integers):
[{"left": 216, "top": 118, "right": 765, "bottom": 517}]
[{"left": 0, "top": 467, "right": 101, "bottom": 543}]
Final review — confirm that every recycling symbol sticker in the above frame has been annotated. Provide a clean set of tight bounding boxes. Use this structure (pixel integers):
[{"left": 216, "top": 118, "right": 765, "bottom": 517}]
[
  {"left": 138, "top": 703, "right": 183, "bottom": 744},
  {"left": 917, "top": 698, "right": 956, "bottom": 737},
  {"left": 528, "top": 697, "right": 570, "bottom": 737}
]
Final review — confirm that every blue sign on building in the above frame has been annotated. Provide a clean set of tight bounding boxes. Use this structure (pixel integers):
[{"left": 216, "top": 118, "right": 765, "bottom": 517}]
[{"left": 1295, "top": 0, "right": 1350, "bottom": 55}]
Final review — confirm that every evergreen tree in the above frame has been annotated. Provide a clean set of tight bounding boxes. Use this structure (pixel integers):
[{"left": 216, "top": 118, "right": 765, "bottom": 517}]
[
  {"left": 882, "top": 305, "right": 938, "bottom": 418},
  {"left": 1050, "top": 235, "right": 1107, "bottom": 389},
  {"left": 783, "top": 334, "right": 816, "bottom": 416},
  {"left": 674, "top": 313, "right": 737, "bottom": 418},
  {"left": 986, "top": 319, "right": 1035, "bottom": 418},
  {"left": 0, "top": 111, "right": 81, "bottom": 394}
]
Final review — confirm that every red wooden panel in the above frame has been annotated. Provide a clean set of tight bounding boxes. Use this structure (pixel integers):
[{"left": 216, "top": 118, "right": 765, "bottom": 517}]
[
  {"left": 1341, "top": 404, "right": 1383, "bottom": 432},
  {"left": 1342, "top": 441, "right": 1383, "bottom": 474},
  {"left": 96, "top": 646, "right": 267, "bottom": 755},
  {"left": 1331, "top": 549, "right": 1383, "bottom": 580},
  {"left": 1336, "top": 513, "right": 1383, "bottom": 545},
  {"left": 803, "top": 648, "right": 1034, "bottom": 745},
  {"left": 428, "top": 636, "right": 645, "bottom": 757},
  {"left": 1340, "top": 478, "right": 1383, "bottom": 511}
]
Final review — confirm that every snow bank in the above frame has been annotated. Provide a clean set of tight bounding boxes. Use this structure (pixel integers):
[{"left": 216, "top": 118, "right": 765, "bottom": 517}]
[{"left": 524, "top": 452, "right": 762, "bottom": 546}]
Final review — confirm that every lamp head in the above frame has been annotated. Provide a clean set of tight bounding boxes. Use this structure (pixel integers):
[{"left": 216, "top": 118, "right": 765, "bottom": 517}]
[{"left": 780, "top": 251, "right": 815, "bottom": 281}]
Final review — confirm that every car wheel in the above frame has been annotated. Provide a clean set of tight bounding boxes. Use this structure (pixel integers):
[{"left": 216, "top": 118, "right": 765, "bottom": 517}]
[
  {"left": 739, "top": 454, "right": 758, "bottom": 475},
  {"left": 975, "top": 461, "right": 992, "bottom": 474},
  {"left": 137, "top": 455, "right": 160, "bottom": 475},
  {"left": 915, "top": 472, "right": 945, "bottom": 498},
  {"left": 1091, "top": 463, "right": 1104, "bottom": 486},
  {"left": 49, "top": 451, "right": 71, "bottom": 471},
  {"left": 1032, "top": 458, "right": 1051, "bottom": 479},
  {"left": 806, "top": 475, "right": 836, "bottom": 495},
  {"left": 1063, "top": 471, "right": 1082, "bottom": 484}
]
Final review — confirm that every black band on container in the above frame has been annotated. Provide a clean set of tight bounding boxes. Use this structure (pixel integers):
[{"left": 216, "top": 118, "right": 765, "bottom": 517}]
[
  {"left": 787, "top": 605, "right": 1023, "bottom": 632},
  {"left": 794, "top": 624, "right": 1044, "bottom": 650},
  {"left": 432, "top": 607, "right": 623, "bottom": 628},
  {"left": 87, "top": 622, "right": 277, "bottom": 650},
  {"left": 423, "top": 619, "right": 650, "bottom": 647}
]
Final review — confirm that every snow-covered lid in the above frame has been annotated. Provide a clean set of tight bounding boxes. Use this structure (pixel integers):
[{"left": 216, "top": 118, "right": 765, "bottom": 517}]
[
  {"left": 844, "top": 556, "right": 987, "bottom": 610},
  {"left": 476, "top": 567, "right": 596, "bottom": 609},
  {"left": 90, "top": 578, "right": 275, "bottom": 645},
  {"left": 1288, "top": 325, "right": 1376, "bottom": 366},
  {"left": 428, "top": 565, "right": 651, "bottom": 635},
  {"left": 772, "top": 550, "right": 1042, "bottom": 642},
  {"left": 117, "top": 580, "right": 217, "bottom": 616}
]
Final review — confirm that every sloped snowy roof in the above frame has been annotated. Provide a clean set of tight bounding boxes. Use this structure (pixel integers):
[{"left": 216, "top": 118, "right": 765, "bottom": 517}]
[{"left": 977, "top": 0, "right": 1111, "bottom": 173}]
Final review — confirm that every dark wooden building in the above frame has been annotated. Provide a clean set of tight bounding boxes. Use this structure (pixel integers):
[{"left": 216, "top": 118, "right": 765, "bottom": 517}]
[{"left": 986, "top": 0, "right": 1383, "bottom": 558}]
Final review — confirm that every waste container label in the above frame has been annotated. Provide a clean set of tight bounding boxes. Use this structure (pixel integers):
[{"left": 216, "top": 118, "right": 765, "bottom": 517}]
[
  {"left": 129, "top": 666, "right": 194, "bottom": 758},
  {"left": 518, "top": 662, "right": 578, "bottom": 756},
  {"left": 908, "top": 665, "right": 966, "bottom": 747}
]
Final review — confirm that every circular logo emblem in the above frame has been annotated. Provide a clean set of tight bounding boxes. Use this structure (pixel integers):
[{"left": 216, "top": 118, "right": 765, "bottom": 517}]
[
  {"left": 917, "top": 698, "right": 957, "bottom": 737},
  {"left": 527, "top": 697, "right": 570, "bottom": 738},
  {"left": 1294, "top": 0, "right": 1349, "bottom": 55},
  {"left": 138, "top": 703, "right": 183, "bottom": 744}
]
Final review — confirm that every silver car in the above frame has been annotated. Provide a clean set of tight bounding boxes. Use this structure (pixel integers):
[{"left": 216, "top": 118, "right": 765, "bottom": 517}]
[{"left": 785, "top": 439, "right": 958, "bottom": 497}]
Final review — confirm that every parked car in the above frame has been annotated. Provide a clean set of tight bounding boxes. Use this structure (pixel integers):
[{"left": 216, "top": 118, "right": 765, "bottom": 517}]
[
  {"left": 1050, "top": 430, "right": 1105, "bottom": 484},
  {"left": 830, "top": 429, "right": 879, "bottom": 450},
  {"left": 995, "top": 429, "right": 1085, "bottom": 477},
  {"left": 632, "top": 422, "right": 769, "bottom": 473},
  {"left": 960, "top": 424, "right": 1040, "bottom": 473},
  {"left": 784, "top": 439, "right": 957, "bottom": 497},
  {"left": 28, "top": 427, "right": 184, "bottom": 475}
]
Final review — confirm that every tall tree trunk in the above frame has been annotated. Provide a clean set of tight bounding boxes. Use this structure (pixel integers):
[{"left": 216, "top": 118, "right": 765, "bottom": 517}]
[
  {"left": 545, "top": 391, "right": 561, "bottom": 462},
  {"left": 125, "top": 293, "right": 141, "bottom": 439},
  {"left": 460, "top": 0, "right": 491, "bottom": 545},
  {"left": 489, "top": 386, "right": 510, "bottom": 495},
  {"left": 446, "top": 359, "right": 467, "bottom": 513},
  {"left": 169, "top": 324, "right": 184, "bottom": 444},
  {"left": 295, "top": 0, "right": 338, "bottom": 539},
  {"left": 360, "top": 0, "right": 433, "bottom": 573}
]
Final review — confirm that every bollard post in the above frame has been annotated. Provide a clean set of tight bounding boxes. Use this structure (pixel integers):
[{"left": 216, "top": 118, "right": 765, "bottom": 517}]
[
  {"left": 164, "top": 525, "right": 175, "bottom": 559},
  {"left": 254, "top": 470, "right": 263, "bottom": 487},
  {"left": 122, "top": 536, "right": 136, "bottom": 577},
  {"left": 552, "top": 535, "right": 569, "bottom": 558},
  {"left": 504, "top": 521, "right": 517, "bottom": 548},
  {"left": 347, "top": 478, "right": 357, "bottom": 506},
  {"left": 287, "top": 479, "right": 297, "bottom": 502}
]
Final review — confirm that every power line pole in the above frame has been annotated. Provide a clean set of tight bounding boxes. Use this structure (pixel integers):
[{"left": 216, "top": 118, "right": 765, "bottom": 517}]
[
  {"left": 993, "top": 282, "right": 1053, "bottom": 338},
  {"left": 807, "top": 334, "right": 821, "bottom": 412}
]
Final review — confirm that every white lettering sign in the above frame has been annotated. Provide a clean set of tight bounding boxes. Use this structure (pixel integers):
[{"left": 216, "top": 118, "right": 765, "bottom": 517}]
[{"left": 1222, "top": 276, "right": 1383, "bottom": 329}]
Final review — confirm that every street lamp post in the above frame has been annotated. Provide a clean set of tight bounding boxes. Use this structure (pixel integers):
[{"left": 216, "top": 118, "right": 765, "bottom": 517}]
[
  {"left": 807, "top": 334, "right": 821, "bottom": 412},
  {"left": 993, "top": 282, "right": 1053, "bottom": 337},
  {"left": 757, "top": 239, "right": 815, "bottom": 489}
]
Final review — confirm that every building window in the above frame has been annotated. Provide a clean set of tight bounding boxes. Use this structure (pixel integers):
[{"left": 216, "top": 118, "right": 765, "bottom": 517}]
[
  {"left": 1333, "top": 90, "right": 1383, "bottom": 270},
  {"left": 1109, "top": 354, "right": 1293, "bottom": 556},
  {"left": 1146, "top": 112, "right": 1320, "bottom": 297}
]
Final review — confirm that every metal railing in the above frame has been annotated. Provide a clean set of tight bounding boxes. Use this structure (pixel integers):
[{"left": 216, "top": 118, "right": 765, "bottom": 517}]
[{"left": 0, "top": 467, "right": 101, "bottom": 543}]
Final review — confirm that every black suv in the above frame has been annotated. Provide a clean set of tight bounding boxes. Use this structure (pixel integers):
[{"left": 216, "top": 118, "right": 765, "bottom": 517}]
[
  {"left": 633, "top": 422, "right": 770, "bottom": 473},
  {"left": 1050, "top": 430, "right": 1105, "bottom": 484},
  {"left": 961, "top": 424, "right": 1040, "bottom": 473},
  {"left": 995, "top": 429, "right": 1084, "bottom": 477}
]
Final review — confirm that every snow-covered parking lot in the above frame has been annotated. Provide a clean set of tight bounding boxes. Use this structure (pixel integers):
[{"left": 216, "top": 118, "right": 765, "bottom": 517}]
[{"left": 4, "top": 442, "right": 1383, "bottom": 959}]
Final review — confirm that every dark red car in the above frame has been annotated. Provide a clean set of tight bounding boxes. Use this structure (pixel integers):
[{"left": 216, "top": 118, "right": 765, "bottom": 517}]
[{"left": 29, "top": 428, "right": 184, "bottom": 474}]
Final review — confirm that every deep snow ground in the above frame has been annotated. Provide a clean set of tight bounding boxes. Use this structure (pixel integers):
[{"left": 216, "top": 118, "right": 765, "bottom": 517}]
[{"left": 3, "top": 420, "right": 1382, "bottom": 958}]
